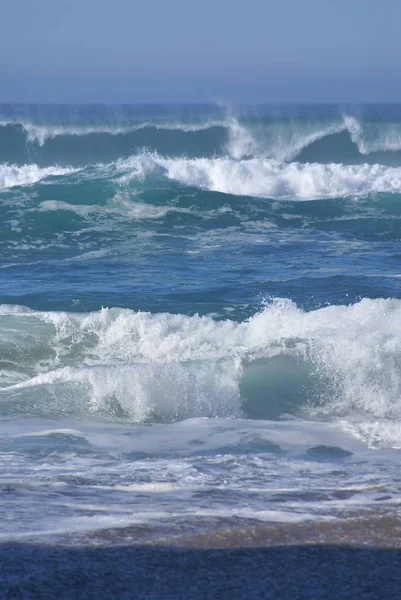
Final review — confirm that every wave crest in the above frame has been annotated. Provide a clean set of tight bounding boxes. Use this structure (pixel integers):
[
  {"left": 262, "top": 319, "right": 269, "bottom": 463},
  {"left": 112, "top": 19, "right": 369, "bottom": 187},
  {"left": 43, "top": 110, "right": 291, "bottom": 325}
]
[
  {"left": 3, "top": 114, "right": 401, "bottom": 165},
  {"left": 0, "top": 163, "right": 77, "bottom": 190},
  {"left": 6, "top": 153, "right": 401, "bottom": 200},
  {"left": 116, "top": 153, "right": 401, "bottom": 199},
  {"left": 1, "top": 298, "right": 401, "bottom": 444},
  {"left": 0, "top": 119, "right": 226, "bottom": 145}
]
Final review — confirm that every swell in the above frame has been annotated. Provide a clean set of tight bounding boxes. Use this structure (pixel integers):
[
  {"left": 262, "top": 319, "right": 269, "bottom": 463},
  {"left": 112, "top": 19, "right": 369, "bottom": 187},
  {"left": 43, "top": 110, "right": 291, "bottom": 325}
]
[
  {"left": 1, "top": 298, "right": 401, "bottom": 449},
  {"left": 3, "top": 115, "right": 401, "bottom": 166}
]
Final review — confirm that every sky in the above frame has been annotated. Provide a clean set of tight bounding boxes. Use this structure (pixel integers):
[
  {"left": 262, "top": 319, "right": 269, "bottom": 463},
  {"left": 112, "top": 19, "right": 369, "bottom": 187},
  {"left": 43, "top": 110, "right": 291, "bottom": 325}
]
[{"left": 1, "top": 0, "right": 400, "bottom": 103}]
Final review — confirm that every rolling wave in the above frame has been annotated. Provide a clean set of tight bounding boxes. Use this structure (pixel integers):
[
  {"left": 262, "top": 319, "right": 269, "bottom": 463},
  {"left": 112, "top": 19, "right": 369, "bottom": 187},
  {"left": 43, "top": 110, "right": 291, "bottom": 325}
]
[
  {"left": 1, "top": 298, "right": 400, "bottom": 447},
  {"left": 4, "top": 153, "right": 401, "bottom": 200},
  {"left": 144, "top": 155, "right": 401, "bottom": 199},
  {"left": 3, "top": 114, "right": 401, "bottom": 166},
  {"left": 0, "top": 118, "right": 226, "bottom": 145},
  {"left": 0, "top": 163, "right": 77, "bottom": 190}
]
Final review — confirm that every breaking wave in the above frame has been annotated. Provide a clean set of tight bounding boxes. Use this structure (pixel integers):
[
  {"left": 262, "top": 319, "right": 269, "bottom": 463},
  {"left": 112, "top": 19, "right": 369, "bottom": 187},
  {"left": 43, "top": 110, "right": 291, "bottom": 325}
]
[
  {"left": 1, "top": 298, "right": 401, "bottom": 447},
  {"left": 14, "top": 119, "right": 225, "bottom": 145},
  {"left": 128, "top": 154, "right": 401, "bottom": 199},
  {"left": 5, "top": 153, "right": 401, "bottom": 200},
  {"left": 3, "top": 111, "right": 401, "bottom": 166},
  {"left": 0, "top": 163, "right": 76, "bottom": 190}
]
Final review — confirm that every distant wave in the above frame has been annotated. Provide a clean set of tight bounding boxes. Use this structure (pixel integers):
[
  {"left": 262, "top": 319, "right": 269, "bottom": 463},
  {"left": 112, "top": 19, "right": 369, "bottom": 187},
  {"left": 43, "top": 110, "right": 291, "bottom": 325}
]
[
  {"left": 227, "top": 115, "right": 401, "bottom": 161},
  {"left": 3, "top": 115, "right": 401, "bottom": 166},
  {"left": 225, "top": 118, "right": 346, "bottom": 161},
  {"left": 0, "top": 119, "right": 227, "bottom": 145}
]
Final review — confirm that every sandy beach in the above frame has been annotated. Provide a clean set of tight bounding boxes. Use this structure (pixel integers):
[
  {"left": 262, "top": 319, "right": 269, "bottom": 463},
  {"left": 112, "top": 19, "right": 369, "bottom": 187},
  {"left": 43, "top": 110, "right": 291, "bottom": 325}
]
[{"left": 3, "top": 515, "right": 401, "bottom": 599}]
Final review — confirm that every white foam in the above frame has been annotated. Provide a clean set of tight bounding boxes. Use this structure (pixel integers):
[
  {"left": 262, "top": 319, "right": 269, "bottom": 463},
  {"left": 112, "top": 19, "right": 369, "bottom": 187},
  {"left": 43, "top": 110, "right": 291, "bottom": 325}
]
[
  {"left": 115, "top": 153, "right": 401, "bottom": 200},
  {"left": 340, "top": 420, "right": 401, "bottom": 450},
  {"left": 3, "top": 411, "right": 401, "bottom": 541},
  {"left": 2, "top": 298, "right": 401, "bottom": 446},
  {"left": 0, "top": 163, "right": 76, "bottom": 190},
  {"left": 5, "top": 362, "right": 242, "bottom": 422}
]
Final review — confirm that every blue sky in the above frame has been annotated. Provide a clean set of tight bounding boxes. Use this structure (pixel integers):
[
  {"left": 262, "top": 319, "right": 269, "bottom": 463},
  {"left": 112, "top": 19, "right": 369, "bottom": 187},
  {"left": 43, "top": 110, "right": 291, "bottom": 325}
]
[{"left": 1, "top": 0, "right": 400, "bottom": 102}]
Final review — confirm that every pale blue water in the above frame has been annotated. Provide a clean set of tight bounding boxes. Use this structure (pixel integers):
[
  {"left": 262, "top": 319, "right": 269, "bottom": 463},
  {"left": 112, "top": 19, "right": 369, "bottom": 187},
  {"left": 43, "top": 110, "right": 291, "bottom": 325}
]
[{"left": 1, "top": 104, "right": 401, "bottom": 543}]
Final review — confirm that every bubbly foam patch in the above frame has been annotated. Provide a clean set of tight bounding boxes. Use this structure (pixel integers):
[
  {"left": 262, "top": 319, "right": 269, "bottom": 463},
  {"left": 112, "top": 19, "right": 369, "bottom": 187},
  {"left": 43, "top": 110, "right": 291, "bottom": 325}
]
[{"left": 0, "top": 164, "right": 76, "bottom": 190}]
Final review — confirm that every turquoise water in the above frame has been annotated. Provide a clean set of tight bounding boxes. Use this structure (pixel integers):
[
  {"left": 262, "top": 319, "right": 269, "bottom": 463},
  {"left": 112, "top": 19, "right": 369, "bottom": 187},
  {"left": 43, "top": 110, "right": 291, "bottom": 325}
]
[{"left": 1, "top": 104, "right": 401, "bottom": 542}]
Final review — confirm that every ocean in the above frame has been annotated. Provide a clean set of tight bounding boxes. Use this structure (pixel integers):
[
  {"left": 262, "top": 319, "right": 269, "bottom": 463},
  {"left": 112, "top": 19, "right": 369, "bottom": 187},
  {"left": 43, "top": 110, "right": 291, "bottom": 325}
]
[{"left": 1, "top": 103, "right": 401, "bottom": 568}]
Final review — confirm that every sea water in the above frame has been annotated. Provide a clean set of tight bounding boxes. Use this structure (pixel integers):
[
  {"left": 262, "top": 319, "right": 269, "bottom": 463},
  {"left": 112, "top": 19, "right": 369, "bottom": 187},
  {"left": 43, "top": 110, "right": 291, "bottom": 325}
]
[{"left": 1, "top": 104, "right": 401, "bottom": 544}]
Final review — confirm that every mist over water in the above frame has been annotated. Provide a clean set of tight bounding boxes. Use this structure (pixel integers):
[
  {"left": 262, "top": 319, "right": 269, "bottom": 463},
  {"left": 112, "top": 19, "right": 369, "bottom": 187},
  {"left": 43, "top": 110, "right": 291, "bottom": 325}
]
[
  {"left": 2, "top": 104, "right": 401, "bottom": 542},
  {"left": 4, "top": 104, "right": 401, "bottom": 166}
]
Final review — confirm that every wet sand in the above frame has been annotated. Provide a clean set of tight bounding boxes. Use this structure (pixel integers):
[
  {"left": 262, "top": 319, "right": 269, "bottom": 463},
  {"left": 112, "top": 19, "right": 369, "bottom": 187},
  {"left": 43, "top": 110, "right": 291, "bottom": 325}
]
[
  {"left": 3, "top": 515, "right": 401, "bottom": 599},
  {"left": 84, "top": 513, "right": 401, "bottom": 549}
]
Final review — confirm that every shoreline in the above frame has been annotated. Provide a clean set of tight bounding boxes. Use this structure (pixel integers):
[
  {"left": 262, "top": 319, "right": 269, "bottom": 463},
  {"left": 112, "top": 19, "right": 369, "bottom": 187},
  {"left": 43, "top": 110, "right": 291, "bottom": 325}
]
[
  {"left": 3, "top": 517, "right": 401, "bottom": 600},
  {"left": 81, "top": 512, "right": 401, "bottom": 549}
]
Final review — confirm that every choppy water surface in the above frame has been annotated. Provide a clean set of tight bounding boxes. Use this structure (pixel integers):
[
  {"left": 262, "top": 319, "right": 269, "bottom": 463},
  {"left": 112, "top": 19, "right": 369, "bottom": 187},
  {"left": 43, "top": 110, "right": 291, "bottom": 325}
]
[{"left": 1, "top": 104, "right": 401, "bottom": 543}]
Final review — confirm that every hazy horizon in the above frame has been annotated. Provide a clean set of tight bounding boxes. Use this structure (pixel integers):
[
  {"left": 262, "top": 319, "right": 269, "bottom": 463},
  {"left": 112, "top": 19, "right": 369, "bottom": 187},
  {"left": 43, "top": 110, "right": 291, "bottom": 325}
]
[{"left": 1, "top": 0, "right": 401, "bottom": 103}]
